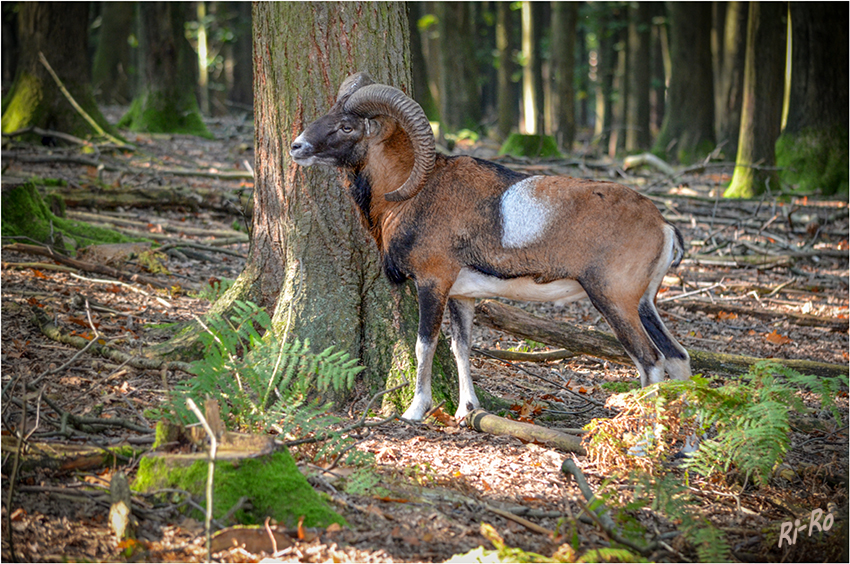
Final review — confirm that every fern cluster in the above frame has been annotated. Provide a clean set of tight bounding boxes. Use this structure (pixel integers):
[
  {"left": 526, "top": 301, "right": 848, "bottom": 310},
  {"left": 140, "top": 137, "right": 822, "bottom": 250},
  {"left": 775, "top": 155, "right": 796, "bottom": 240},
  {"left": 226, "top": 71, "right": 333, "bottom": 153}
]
[{"left": 163, "top": 301, "right": 367, "bottom": 464}]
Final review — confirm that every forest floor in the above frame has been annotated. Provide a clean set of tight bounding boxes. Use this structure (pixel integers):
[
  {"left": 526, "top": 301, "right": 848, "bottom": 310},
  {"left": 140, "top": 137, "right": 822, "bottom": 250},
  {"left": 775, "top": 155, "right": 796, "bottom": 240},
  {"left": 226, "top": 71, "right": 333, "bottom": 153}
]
[{"left": 1, "top": 110, "right": 848, "bottom": 563}]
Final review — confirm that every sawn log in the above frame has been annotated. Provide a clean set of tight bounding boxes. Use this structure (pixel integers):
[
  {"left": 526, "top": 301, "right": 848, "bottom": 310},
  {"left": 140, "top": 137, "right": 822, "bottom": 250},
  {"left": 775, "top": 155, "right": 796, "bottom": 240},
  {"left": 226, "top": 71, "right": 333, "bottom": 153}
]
[{"left": 465, "top": 409, "right": 586, "bottom": 455}]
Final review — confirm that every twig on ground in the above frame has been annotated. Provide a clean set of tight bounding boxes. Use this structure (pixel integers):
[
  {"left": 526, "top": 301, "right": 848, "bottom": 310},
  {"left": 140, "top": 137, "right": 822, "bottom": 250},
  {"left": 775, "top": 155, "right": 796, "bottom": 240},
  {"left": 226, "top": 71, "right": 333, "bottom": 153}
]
[
  {"left": 186, "top": 398, "right": 217, "bottom": 562},
  {"left": 473, "top": 347, "right": 576, "bottom": 362}
]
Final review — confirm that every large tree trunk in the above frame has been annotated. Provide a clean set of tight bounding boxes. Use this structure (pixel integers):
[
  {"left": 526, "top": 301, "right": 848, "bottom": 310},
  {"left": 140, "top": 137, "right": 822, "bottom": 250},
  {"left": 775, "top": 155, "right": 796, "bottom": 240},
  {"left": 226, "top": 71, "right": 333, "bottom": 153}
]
[
  {"left": 713, "top": 1, "right": 748, "bottom": 160},
  {"left": 551, "top": 2, "right": 577, "bottom": 153},
  {"left": 436, "top": 2, "right": 479, "bottom": 136},
  {"left": 91, "top": 2, "right": 135, "bottom": 105},
  {"left": 496, "top": 2, "right": 517, "bottom": 140},
  {"left": 652, "top": 3, "right": 715, "bottom": 163},
  {"left": 776, "top": 3, "right": 849, "bottom": 196},
  {"left": 118, "top": 2, "right": 210, "bottom": 138},
  {"left": 1, "top": 2, "right": 117, "bottom": 139},
  {"left": 724, "top": 2, "right": 787, "bottom": 199},
  {"left": 215, "top": 2, "right": 459, "bottom": 413},
  {"left": 626, "top": 2, "right": 651, "bottom": 152}
]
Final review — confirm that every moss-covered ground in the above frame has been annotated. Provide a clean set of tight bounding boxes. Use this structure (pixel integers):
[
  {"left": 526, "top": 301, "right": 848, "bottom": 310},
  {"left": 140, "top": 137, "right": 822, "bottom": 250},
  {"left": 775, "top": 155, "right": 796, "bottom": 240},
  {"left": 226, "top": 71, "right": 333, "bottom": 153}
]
[
  {"left": 119, "top": 90, "right": 213, "bottom": 139},
  {"left": 1, "top": 181, "right": 136, "bottom": 253},
  {"left": 134, "top": 449, "right": 345, "bottom": 528}
]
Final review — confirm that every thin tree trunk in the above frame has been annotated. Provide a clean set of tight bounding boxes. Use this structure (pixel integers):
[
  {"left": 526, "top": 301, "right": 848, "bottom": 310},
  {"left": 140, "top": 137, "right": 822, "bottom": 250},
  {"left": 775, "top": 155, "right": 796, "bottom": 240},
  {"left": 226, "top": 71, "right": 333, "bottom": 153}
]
[
  {"left": 594, "top": 7, "right": 616, "bottom": 149},
  {"left": 714, "top": 1, "right": 748, "bottom": 159},
  {"left": 626, "top": 2, "right": 651, "bottom": 151},
  {"left": 724, "top": 2, "right": 787, "bottom": 198},
  {"left": 437, "top": 2, "right": 479, "bottom": 135},
  {"left": 91, "top": 2, "right": 135, "bottom": 105},
  {"left": 118, "top": 2, "right": 210, "bottom": 137},
  {"left": 551, "top": 2, "right": 577, "bottom": 153},
  {"left": 521, "top": 1, "right": 543, "bottom": 134},
  {"left": 408, "top": 2, "right": 438, "bottom": 120},
  {"left": 652, "top": 3, "right": 715, "bottom": 163},
  {"left": 496, "top": 1, "right": 516, "bottom": 140}
]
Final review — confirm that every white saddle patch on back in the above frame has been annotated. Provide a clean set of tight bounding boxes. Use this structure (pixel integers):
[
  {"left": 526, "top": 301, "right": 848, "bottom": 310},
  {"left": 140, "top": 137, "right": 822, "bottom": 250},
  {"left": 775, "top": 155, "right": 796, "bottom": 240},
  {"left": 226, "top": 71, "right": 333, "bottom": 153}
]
[
  {"left": 449, "top": 267, "right": 587, "bottom": 305},
  {"left": 500, "top": 176, "right": 550, "bottom": 248}
]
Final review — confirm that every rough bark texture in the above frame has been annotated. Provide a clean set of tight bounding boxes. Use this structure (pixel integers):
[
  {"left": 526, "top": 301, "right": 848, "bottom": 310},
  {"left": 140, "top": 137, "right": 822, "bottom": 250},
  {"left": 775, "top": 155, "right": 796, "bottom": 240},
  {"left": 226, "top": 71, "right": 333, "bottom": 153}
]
[
  {"left": 776, "top": 3, "right": 849, "bottom": 195},
  {"left": 437, "top": 2, "right": 479, "bottom": 135},
  {"left": 652, "top": 3, "right": 716, "bottom": 163},
  {"left": 551, "top": 2, "right": 577, "bottom": 153},
  {"left": 713, "top": 1, "right": 748, "bottom": 160},
  {"left": 626, "top": 2, "right": 651, "bottom": 152},
  {"left": 228, "top": 2, "right": 458, "bottom": 413},
  {"left": 1, "top": 2, "right": 117, "bottom": 138},
  {"left": 91, "top": 2, "right": 135, "bottom": 105},
  {"left": 724, "top": 2, "right": 786, "bottom": 199},
  {"left": 118, "top": 3, "right": 210, "bottom": 138}
]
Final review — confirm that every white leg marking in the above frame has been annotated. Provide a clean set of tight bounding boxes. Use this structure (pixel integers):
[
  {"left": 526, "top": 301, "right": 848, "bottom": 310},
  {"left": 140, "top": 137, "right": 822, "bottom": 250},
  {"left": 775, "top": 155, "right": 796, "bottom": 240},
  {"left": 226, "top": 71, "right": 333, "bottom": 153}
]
[
  {"left": 449, "top": 298, "right": 481, "bottom": 421},
  {"left": 500, "top": 176, "right": 551, "bottom": 248},
  {"left": 401, "top": 335, "right": 436, "bottom": 421}
]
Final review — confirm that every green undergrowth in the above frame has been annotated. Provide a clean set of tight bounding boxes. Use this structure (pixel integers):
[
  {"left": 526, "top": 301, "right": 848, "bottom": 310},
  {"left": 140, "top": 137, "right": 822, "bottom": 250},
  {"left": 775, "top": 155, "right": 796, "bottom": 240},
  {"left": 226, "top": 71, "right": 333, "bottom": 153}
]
[
  {"left": 134, "top": 449, "right": 345, "bottom": 528},
  {"left": 580, "top": 362, "right": 848, "bottom": 562},
  {"left": 499, "top": 133, "right": 562, "bottom": 159},
  {"left": 1, "top": 181, "right": 135, "bottom": 253}
]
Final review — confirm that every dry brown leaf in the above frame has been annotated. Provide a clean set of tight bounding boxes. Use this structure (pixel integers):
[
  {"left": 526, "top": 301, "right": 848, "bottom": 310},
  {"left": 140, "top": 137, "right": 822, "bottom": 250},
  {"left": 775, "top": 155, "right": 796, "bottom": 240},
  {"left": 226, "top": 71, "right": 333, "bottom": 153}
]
[
  {"left": 717, "top": 311, "right": 738, "bottom": 320},
  {"left": 765, "top": 330, "right": 793, "bottom": 345}
]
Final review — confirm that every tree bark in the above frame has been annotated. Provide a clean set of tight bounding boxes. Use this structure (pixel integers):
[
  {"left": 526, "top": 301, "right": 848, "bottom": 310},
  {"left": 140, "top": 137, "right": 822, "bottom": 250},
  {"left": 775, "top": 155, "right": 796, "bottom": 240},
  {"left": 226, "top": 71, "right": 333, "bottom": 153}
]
[
  {"left": 551, "top": 2, "right": 577, "bottom": 153},
  {"left": 724, "top": 2, "right": 787, "bottom": 199},
  {"left": 474, "top": 300, "right": 848, "bottom": 379},
  {"left": 1, "top": 2, "right": 118, "bottom": 139},
  {"left": 211, "top": 2, "right": 459, "bottom": 413},
  {"left": 652, "top": 3, "right": 716, "bottom": 163},
  {"left": 713, "top": 1, "right": 748, "bottom": 160},
  {"left": 91, "top": 2, "right": 135, "bottom": 105},
  {"left": 118, "top": 2, "right": 210, "bottom": 137},
  {"left": 593, "top": 5, "right": 617, "bottom": 149},
  {"left": 626, "top": 2, "right": 651, "bottom": 152},
  {"left": 776, "top": 3, "right": 849, "bottom": 195}
]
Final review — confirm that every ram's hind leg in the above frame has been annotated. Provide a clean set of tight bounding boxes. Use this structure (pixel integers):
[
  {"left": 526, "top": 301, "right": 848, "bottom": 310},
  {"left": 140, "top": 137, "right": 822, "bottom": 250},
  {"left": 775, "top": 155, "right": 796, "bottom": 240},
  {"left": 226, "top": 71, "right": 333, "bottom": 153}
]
[
  {"left": 448, "top": 297, "right": 481, "bottom": 420},
  {"left": 581, "top": 286, "right": 664, "bottom": 387},
  {"left": 639, "top": 297, "right": 691, "bottom": 381}
]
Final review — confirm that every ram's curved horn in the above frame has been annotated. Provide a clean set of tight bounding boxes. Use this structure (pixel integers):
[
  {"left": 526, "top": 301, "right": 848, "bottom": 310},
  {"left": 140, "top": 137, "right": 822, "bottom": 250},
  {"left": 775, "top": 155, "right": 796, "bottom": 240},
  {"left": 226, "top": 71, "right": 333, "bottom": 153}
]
[
  {"left": 335, "top": 72, "right": 374, "bottom": 104},
  {"left": 344, "top": 82, "right": 435, "bottom": 201}
]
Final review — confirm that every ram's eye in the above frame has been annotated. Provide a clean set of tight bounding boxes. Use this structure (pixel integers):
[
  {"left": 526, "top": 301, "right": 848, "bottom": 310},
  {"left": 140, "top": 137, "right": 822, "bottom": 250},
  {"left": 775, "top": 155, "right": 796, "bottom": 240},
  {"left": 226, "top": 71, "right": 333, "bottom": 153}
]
[{"left": 341, "top": 125, "right": 354, "bottom": 133}]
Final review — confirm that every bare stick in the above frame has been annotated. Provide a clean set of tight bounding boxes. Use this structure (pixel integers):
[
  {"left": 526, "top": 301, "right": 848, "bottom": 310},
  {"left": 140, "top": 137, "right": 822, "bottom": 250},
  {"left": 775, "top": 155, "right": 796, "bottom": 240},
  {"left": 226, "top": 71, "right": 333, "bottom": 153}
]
[
  {"left": 186, "top": 398, "right": 217, "bottom": 562},
  {"left": 38, "top": 52, "right": 128, "bottom": 148}
]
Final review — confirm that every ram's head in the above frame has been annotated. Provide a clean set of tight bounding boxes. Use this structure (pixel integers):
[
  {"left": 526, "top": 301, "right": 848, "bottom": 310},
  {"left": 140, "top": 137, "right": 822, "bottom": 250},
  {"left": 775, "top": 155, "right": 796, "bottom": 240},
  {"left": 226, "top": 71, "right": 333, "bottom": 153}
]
[{"left": 290, "top": 72, "right": 435, "bottom": 201}]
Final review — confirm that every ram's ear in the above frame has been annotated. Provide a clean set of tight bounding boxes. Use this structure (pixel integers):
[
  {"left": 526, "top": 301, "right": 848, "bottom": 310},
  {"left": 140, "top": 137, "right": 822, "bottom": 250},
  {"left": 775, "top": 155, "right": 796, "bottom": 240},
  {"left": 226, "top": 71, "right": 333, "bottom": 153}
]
[{"left": 364, "top": 118, "right": 382, "bottom": 138}]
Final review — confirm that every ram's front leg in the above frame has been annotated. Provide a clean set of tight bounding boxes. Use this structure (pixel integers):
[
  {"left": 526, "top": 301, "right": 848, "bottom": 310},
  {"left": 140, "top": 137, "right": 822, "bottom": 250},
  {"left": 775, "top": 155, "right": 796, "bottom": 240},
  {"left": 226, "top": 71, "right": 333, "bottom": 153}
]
[
  {"left": 448, "top": 297, "right": 481, "bottom": 420},
  {"left": 401, "top": 281, "right": 448, "bottom": 421}
]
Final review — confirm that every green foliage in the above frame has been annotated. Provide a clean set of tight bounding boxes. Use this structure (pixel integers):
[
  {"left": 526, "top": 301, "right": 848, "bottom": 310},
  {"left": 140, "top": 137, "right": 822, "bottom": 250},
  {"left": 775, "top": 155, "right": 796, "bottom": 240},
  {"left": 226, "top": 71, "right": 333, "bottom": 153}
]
[
  {"left": 163, "top": 301, "right": 363, "bottom": 432},
  {"left": 631, "top": 473, "right": 730, "bottom": 563},
  {"left": 680, "top": 362, "right": 847, "bottom": 486},
  {"left": 193, "top": 277, "right": 235, "bottom": 302},
  {"left": 599, "top": 381, "right": 640, "bottom": 394}
]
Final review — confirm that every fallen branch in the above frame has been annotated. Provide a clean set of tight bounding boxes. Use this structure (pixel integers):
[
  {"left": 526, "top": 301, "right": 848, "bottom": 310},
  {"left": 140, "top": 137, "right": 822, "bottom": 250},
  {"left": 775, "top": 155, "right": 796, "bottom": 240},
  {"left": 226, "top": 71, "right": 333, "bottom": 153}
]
[
  {"left": 28, "top": 304, "right": 194, "bottom": 375},
  {"left": 677, "top": 300, "right": 849, "bottom": 331},
  {"left": 472, "top": 347, "right": 575, "bottom": 362},
  {"left": 3, "top": 243, "right": 173, "bottom": 289},
  {"left": 474, "top": 300, "right": 848, "bottom": 379},
  {"left": 623, "top": 153, "right": 676, "bottom": 177},
  {"left": 561, "top": 457, "right": 652, "bottom": 556},
  {"left": 465, "top": 409, "right": 586, "bottom": 455}
]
